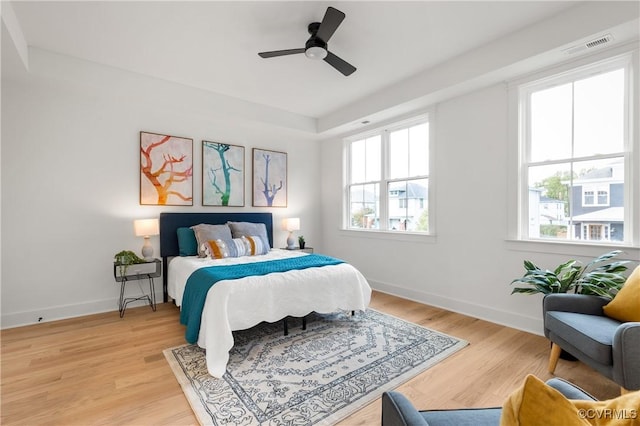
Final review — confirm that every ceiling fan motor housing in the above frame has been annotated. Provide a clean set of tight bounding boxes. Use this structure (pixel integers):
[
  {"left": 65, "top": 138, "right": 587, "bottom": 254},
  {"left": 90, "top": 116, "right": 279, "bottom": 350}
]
[{"left": 305, "top": 22, "right": 328, "bottom": 59}]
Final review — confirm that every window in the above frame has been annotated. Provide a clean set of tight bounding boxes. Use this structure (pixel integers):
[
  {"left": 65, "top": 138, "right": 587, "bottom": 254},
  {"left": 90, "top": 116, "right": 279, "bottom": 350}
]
[
  {"left": 346, "top": 117, "right": 431, "bottom": 233},
  {"left": 518, "top": 54, "right": 633, "bottom": 244},
  {"left": 582, "top": 185, "right": 610, "bottom": 206}
]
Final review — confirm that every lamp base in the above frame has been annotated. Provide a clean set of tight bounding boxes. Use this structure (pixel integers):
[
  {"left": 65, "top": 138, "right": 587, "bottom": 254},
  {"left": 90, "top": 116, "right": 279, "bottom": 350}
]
[
  {"left": 141, "top": 237, "right": 154, "bottom": 260},
  {"left": 286, "top": 233, "right": 295, "bottom": 250}
]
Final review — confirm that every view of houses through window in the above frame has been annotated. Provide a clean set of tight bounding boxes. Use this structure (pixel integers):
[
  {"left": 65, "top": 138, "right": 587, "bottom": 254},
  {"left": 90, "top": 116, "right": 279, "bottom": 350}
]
[
  {"left": 347, "top": 119, "right": 430, "bottom": 232},
  {"left": 521, "top": 57, "right": 630, "bottom": 243}
]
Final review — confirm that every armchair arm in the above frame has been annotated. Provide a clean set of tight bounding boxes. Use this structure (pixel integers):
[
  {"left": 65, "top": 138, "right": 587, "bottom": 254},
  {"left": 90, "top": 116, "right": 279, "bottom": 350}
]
[
  {"left": 545, "top": 378, "right": 596, "bottom": 400},
  {"left": 382, "top": 391, "right": 429, "bottom": 426},
  {"left": 612, "top": 322, "right": 640, "bottom": 391},
  {"left": 543, "top": 294, "right": 608, "bottom": 316}
]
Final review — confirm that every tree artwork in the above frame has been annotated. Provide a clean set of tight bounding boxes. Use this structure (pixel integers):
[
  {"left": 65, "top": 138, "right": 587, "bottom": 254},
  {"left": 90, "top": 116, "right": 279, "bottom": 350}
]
[
  {"left": 252, "top": 148, "right": 287, "bottom": 207},
  {"left": 140, "top": 132, "right": 193, "bottom": 205},
  {"left": 202, "top": 141, "right": 245, "bottom": 206}
]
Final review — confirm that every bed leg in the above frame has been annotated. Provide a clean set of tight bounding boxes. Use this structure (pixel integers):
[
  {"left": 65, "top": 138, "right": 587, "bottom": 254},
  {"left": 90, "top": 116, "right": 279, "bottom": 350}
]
[
  {"left": 352, "top": 310, "right": 355, "bottom": 316},
  {"left": 302, "top": 316, "right": 307, "bottom": 330},
  {"left": 283, "top": 318, "right": 288, "bottom": 336}
]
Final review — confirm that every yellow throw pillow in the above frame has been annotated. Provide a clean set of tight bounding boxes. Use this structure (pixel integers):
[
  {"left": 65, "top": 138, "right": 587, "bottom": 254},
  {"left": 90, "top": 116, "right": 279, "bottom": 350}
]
[
  {"left": 500, "top": 375, "right": 589, "bottom": 426},
  {"left": 501, "top": 375, "right": 640, "bottom": 426},
  {"left": 603, "top": 265, "right": 640, "bottom": 322},
  {"left": 573, "top": 393, "right": 640, "bottom": 425}
]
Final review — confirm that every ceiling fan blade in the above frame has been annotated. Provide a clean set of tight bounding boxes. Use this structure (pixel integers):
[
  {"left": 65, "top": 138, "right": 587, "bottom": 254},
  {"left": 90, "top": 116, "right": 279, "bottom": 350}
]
[
  {"left": 316, "top": 6, "right": 345, "bottom": 42},
  {"left": 258, "top": 48, "right": 305, "bottom": 58},
  {"left": 324, "top": 51, "right": 356, "bottom": 76}
]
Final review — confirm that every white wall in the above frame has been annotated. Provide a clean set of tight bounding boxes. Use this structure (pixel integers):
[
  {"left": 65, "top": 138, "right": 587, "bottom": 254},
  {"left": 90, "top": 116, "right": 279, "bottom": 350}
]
[
  {"left": 1, "top": 48, "right": 321, "bottom": 328},
  {"left": 320, "top": 78, "right": 639, "bottom": 336}
]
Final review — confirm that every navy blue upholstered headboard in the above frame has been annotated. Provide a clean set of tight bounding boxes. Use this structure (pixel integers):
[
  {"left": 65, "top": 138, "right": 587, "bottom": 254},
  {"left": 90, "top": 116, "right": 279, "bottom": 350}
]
[{"left": 159, "top": 212, "right": 273, "bottom": 301}]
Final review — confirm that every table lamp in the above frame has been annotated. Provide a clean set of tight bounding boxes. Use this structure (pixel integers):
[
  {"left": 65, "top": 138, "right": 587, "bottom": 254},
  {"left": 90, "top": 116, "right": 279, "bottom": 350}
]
[
  {"left": 282, "top": 218, "right": 300, "bottom": 250},
  {"left": 134, "top": 218, "right": 159, "bottom": 260}
]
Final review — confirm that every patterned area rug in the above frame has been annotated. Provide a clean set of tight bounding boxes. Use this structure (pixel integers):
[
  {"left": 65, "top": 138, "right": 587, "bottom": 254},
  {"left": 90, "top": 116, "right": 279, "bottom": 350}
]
[{"left": 164, "top": 309, "right": 468, "bottom": 425}]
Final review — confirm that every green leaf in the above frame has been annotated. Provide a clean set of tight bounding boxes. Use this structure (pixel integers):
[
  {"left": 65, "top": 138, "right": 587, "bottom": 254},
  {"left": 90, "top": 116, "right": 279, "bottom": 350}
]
[
  {"left": 554, "top": 259, "right": 578, "bottom": 275},
  {"left": 523, "top": 260, "right": 540, "bottom": 272}
]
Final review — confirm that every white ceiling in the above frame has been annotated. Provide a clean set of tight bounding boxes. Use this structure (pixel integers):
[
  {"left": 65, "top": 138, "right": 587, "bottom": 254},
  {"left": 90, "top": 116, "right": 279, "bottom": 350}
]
[{"left": 9, "top": 1, "right": 584, "bottom": 120}]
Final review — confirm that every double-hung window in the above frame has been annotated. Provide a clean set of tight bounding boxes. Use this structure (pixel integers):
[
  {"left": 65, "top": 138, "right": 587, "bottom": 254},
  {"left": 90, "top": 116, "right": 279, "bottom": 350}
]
[
  {"left": 518, "top": 53, "right": 634, "bottom": 244},
  {"left": 346, "top": 116, "right": 431, "bottom": 233}
]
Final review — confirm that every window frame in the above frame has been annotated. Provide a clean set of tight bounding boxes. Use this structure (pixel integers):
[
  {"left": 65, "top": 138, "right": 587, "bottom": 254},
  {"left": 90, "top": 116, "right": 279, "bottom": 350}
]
[
  {"left": 512, "top": 49, "right": 638, "bottom": 248},
  {"left": 343, "top": 113, "right": 434, "bottom": 236}
]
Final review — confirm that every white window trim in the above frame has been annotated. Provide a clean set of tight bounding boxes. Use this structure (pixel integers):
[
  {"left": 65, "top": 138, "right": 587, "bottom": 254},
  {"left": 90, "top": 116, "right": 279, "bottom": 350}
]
[
  {"left": 507, "top": 43, "right": 639, "bottom": 251},
  {"left": 342, "top": 111, "right": 435, "bottom": 237}
]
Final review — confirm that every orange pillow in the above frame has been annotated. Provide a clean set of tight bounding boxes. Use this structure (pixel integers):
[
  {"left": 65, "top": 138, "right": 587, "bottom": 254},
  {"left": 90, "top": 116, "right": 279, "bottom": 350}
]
[{"left": 603, "top": 265, "right": 640, "bottom": 322}]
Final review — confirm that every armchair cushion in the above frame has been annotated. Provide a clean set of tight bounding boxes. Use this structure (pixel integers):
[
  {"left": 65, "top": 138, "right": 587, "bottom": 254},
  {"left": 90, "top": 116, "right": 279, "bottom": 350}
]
[
  {"left": 603, "top": 265, "right": 640, "bottom": 322},
  {"left": 545, "top": 311, "right": 621, "bottom": 365}
]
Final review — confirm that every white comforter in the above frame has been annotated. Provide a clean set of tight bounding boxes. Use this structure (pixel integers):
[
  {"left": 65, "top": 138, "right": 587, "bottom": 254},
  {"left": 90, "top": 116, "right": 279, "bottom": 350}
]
[{"left": 168, "top": 250, "right": 372, "bottom": 377}]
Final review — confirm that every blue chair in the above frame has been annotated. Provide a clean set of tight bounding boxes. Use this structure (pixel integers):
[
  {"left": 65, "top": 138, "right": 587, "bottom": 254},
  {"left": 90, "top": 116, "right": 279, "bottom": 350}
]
[
  {"left": 381, "top": 378, "right": 595, "bottom": 426},
  {"left": 543, "top": 293, "right": 640, "bottom": 394}
]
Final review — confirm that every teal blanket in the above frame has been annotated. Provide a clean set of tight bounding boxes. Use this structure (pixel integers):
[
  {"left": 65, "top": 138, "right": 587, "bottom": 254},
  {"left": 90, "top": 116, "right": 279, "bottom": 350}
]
[{"left": 180, "top": 254, "right": 344, "bottom": 343}]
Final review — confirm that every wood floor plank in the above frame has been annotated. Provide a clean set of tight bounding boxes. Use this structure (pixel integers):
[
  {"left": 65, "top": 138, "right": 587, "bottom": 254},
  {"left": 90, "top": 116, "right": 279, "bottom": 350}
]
[{"left": 1, "top": 291, "right": 618, "bottom": 425}]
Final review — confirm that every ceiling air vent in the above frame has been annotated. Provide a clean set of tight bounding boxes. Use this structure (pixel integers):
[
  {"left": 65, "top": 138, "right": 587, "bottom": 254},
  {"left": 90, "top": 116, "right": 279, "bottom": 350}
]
[{"left": 562, "top": 34, "right": 613, "bottom": 55}]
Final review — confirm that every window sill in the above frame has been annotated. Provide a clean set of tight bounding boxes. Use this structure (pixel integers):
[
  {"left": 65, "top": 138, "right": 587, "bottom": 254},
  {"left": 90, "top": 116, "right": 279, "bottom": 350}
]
[
  {"left": 506, "top": 239, "right": 639, "bottom": 259},
  {"left": 338, "top": 228, "right": 437, "bottom": 244}
]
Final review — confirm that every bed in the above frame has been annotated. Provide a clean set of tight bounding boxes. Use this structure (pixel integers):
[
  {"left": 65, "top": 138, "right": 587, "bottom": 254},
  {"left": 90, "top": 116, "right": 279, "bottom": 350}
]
[{"left": 159, "top": 212, "right": 372, "bottom": 377}]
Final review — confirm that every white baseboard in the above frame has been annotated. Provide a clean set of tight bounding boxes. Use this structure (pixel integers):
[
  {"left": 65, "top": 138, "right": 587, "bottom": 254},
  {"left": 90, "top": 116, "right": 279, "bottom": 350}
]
[
  {"left": 1, "top": 297, "right": 155, "bottom": 329},
  {"left": 370, "top": 279, "right": 544, "bottom": 337},
  {"left": 3, "top": 279, "right": 543, "bottom": 335}
]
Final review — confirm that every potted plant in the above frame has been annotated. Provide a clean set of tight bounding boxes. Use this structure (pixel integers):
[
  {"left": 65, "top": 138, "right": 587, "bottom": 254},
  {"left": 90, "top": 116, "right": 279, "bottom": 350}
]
[
  {"left": 510, "top": 250, "right": 629, "bottom": 300},
  {"left": 114, "top": 250, "right": 144, "bottom": 277},
  {"left": 298, "top": 236, "right": 306, "bottom": 249}
]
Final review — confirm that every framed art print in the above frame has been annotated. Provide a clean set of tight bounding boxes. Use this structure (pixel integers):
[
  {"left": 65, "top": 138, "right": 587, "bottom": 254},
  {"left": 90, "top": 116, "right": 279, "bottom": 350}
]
[
  {"left": 252, "top": 148, "right": 287, "bottom": 207},
  {"left": 140, "top": 131, "right": 193, "bottom": 205},
  {"left": 202, "top": 141, "right": 245, "bottom": 206}
]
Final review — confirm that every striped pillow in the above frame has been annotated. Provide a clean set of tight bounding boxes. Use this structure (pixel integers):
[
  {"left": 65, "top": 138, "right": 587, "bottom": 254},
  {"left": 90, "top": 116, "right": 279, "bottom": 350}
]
[{"left": 233, "top": 236, "right": 264, "bottom": 256}]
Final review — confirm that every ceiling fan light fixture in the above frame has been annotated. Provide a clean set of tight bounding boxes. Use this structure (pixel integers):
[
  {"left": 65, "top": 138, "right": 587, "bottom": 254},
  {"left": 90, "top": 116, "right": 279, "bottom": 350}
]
[{"left": 305, "top": 46, "right": 327, "bottom": 60}]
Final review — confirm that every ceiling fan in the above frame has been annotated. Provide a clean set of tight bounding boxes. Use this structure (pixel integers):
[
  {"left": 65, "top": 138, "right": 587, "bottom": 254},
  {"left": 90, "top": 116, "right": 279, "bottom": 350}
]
[{"left": 258, "top": 6, "right": 356, "bottom": 76}]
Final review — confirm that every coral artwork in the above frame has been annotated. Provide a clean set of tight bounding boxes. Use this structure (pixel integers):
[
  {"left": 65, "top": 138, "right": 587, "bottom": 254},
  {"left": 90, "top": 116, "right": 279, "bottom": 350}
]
[{"left": 140, "top": 131, "right": 193, "bottom": 205}]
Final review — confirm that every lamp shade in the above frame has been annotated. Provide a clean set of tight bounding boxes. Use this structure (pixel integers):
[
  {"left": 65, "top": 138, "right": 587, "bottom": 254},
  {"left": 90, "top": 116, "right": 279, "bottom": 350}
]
[
  {"left": 282, "top": 218, "right": 300, "bottom": 232},
  {"left": 134, "top": 218, "right": 159, "bottom": 237}
]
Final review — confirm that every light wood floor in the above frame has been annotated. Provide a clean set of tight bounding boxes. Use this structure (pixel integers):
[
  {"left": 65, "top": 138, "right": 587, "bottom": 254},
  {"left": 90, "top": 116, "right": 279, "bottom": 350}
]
[{"left": 1, "top": 291, "right": 619, "bottom": 425}]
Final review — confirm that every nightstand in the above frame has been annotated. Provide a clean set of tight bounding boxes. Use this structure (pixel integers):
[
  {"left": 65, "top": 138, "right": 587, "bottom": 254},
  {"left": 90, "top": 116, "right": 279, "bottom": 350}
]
[
  {"left": 113, "top": 259, "right": 161, "bottom": 318},
  {"left": 281, "top": 247, "right": 314, "bottom": 253}
]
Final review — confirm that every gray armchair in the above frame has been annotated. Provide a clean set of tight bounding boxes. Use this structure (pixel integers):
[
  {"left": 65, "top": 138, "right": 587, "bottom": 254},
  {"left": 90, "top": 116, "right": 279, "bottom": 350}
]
[
  {"left": 543, "top": 293, "right": 640, "bottom": 393},
  {"left": 381, "top": 378, "right": 595, "bottom": 426}
]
